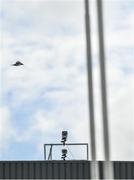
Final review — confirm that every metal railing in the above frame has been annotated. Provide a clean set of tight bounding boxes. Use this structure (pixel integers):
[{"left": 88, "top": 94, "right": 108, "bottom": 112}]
[{"left": 44, "top": 143, "right": 89, "bottom": 161}]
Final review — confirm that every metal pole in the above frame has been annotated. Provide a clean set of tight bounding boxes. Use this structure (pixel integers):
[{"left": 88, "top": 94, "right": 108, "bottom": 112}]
[
  {"left": 97, "top": 0, "right": 110, "bottom": 163},
  {"left": 85, "top": 0, "right": 96, "bottom": 163},
  {"left": 44, "top": 145, "right": 46, "bottom": 160},
  {"left": 96, "top": 0, "right": 113, "bottom": 178},
  {"left": 84, "top": 0, "right": 99, "bottom": 179},
  {"left": 87, "top": 144, "right": 89, "bottom": 160}
]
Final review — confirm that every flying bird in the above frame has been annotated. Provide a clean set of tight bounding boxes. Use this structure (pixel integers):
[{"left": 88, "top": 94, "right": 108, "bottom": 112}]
[{"left": 12, "top": 61, "right": 24, "bottom": 66}]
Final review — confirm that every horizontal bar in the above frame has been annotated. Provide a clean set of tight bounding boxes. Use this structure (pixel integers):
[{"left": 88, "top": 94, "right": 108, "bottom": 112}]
[{"left": 44, "top": 143, "right": 88, "bottom": 146}]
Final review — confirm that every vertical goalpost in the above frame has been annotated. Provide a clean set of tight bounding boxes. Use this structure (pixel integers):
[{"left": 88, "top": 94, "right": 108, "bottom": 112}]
[
  {"left": 97, "top": 0, "right": 113, "bottom": 178},
  {"left": 85, "top": 0, "right": 99, "bottom": 178},
  {"left": 85, "top": 0, "right": 113, "bottom": 178}
]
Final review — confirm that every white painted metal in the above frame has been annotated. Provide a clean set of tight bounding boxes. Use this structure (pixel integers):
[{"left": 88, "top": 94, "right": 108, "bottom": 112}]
[{"left": 96, "top": 0, "right": 113, "bottom": 178}]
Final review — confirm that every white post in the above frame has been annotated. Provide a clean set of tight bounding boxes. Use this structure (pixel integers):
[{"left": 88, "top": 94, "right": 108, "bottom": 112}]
[
  {"left": 96, "top": 0, "right": 113, "bottom": 178},
  {"left": 85, "top": 0, "right": 99, "bottom": 178}
]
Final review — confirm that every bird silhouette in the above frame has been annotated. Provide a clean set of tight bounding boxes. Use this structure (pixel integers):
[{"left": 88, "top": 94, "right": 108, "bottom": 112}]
[{"left": 12, "top": 61, "right": 24, "bottom": 66}]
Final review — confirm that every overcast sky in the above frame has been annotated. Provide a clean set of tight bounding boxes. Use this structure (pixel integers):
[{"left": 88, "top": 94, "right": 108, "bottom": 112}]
[{"left": 0, "top": 0, "right": 134, "bottom": 160}]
